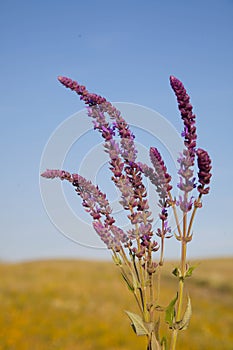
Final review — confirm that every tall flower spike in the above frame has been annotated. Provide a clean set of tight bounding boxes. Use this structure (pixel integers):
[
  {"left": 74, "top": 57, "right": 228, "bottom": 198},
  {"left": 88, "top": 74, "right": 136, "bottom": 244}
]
[
  {"left": 138, "top": 148, "right": 172, "bottom": 243},
  {"left": 138, "top": 148, "right": 172, "bottom": 206},
  {"left": 170, "top": 76, "right": 197, "bottom": 162},
  {"left": 196, "top": 148, "right": 212, "bottom": 195},
  {"left": 149, "top": 147, "right": 172, "bottom": 202},
  {"left": 170, "top": 76, "right": 197, "bottom": 212}
]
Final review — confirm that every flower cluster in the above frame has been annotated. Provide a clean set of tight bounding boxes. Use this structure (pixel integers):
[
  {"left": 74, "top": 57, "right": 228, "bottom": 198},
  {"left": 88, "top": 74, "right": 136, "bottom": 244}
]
[
  {"left": 58, "top": 76, "right": 138, "bottom": 162},
  {"left": 139, "top": 147, "right": 173, "bottom": 236},
  {"left": 176, "top": 152, "right": 196, "bottom": 212},
  {"left": 58, "top": 76, "right": 156, "bottom": 258},
  {"left": 41, "top": 75, "right": 213, "bottom": 350},
  {"left": 58, "top": 76, "right": 107, "bottom": 106},
  {"left": 41, "top": 169, "right": 73, "bottom": 181},
  {"left": 149, "top": 147, "right": 173, "bottom": 202},
  {"left": 169, "top": 76, "right": 197, "bottom": 213},
  {"left": 196, "top": 148, "right": 212, "bottom": 195},
  {"left": 169, "top": 76, "right": 212, "bottom": 214},
  {"left": 138, "top": 148, "right": 173, "bottom": 261},
  {"left": 43, "top": 75, "right": 212, "bottom": 249},
  {"left": 170, "top": 76, "right": 197, "bottom": 161},
  {"left": 138, "top": 148, "right": 172, "bottom": 206}
]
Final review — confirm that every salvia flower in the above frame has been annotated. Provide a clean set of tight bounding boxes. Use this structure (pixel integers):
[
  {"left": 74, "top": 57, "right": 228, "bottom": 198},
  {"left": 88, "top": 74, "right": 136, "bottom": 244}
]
[
  {"left": 139, "top": 148, "right": 172, "bottom": 246},
  {"left": 177, "top": 152, "right": 196, "bottom": 193},
  {"left": 138, "top": 148, "right": 172, "bottom": 216},
  {"left": 149, "top": 147, "right": 173, "bottom": 201},
  {"left": 170, "top": 76, "right": 197, "bottom": 162},
  {"left": 58, "top": 76, "right": 138, "bottom": 163},
  {"left": 176, "top": 195, "right": 194, "bottom": 212},
  {"left": 58, "top": 76, "right": 107, "bottom": 106},
  {"left": 92, "top": 221, "right": 121, "bottom": 251},
  {"left": 170, "top": 76, "right": 199, "bottom": 213},
  {"left": 196, "top": 148, "right": 212, "bottom": 195},
  {"left": 176, "top": 151, "right": 196, "bottom": 212},
  {"left": 41, "top": 169, "right": 73, "bottom": 181},
  {"left": 58, "top": 77, "right": 149, "bottom": 231},
  {"left": 41, "top": 75, "right": 213, "bottom": 350}
]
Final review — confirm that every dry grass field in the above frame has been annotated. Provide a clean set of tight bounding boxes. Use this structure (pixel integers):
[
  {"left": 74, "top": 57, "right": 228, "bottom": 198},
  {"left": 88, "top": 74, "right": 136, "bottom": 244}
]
[{"left": 0, "top": 257, "right": 232, "bottom": 349}]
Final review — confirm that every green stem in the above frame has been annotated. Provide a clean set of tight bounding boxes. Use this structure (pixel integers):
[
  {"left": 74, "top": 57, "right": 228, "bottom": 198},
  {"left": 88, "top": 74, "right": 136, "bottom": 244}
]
[
  {"left": 170, "top": 329, "right": 178, "bottom": 350},
  {"left": 177, "top": 240, "right": 186, "bottom": 320},
  {"left": 128, "top": 205, "right": 147, "bottom": 316},
  {"left": 148, "top": 247, "right": 154, "bottom": 322},
  {"left": 132, "top": 254, "right": 145, "bottom": 313},
  {"left": 159, "top": 219, "right": 165, "bottom": 266},
  {"left": 168, "top": 192, "right": 182, "bottom": 238},
  {"left": 169, "top": 208, "right": 188, "bottom": 350},
  {"left": 169, "top": 243, "right": 187, "bottom": 350},
  {"left": 156, "top": 266, "right": 161, "bottom": 305},
  {"left": 113, "top": 249, "right": 144, "bottom": 314},
  {"left": 187, "top": 193, "right": 202, "bottom": 237},
  {"left": 157, "top": 219, "right": 165, "bottom": 306}
]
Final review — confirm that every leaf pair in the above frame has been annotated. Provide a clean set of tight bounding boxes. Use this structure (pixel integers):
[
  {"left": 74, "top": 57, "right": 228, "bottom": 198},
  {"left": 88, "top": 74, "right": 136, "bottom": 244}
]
[
  {"left": 165, "top": 294, "right": 192, "bottom": 331},
  {"left": 172, "top": 265, "right": 196, "bottom": 280}
]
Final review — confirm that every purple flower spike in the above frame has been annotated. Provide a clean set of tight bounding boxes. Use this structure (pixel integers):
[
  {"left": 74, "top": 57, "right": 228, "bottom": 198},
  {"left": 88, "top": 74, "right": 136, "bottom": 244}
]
[
  {"left": 58, "top": 76, "right": 107, "bottom": 106},
  {"left": 149, "top": 147, "right": 172, "bottom": 201},
  {"left": 170, "top": 76, "right": 197, "bottom": 161},
  {"left": 58, "top": 76, "right": 138, "bottom": 163},
  {"left": 42, "top": 168, "right": 130, "bottom": 251},
  {"left": 196, "top": 148, "right": 212, "bottom": 195},
  {"left": 41, "top": 169, "right": 72, "bottom": 181}
]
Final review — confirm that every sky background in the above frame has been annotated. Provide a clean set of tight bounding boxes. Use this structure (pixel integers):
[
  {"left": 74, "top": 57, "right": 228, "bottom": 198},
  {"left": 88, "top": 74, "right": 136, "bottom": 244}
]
[{"left": 1, "top": 0, "right": 233, "bottom": 262}]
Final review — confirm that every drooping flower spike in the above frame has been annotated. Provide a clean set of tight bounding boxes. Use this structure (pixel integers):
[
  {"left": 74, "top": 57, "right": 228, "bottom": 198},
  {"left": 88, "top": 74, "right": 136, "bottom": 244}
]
[{"left": 41, "top": 169, "right": 129, "bottom": 251}]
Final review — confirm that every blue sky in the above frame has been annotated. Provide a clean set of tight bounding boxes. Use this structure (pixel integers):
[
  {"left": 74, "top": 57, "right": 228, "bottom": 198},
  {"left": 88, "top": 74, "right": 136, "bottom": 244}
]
[{"left": 1, "top": 0, "right": 233, "bottom": 261}]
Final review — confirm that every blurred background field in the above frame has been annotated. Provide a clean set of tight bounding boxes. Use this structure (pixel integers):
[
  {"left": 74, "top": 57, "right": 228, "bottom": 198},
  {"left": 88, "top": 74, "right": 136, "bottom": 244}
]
[{"left": 0, "top": 258, "right": 232, "bottom": 350}]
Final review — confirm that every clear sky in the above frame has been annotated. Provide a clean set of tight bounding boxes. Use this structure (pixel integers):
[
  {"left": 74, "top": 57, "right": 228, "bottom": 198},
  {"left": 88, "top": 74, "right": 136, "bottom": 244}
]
[{"left": 1, "top": 0, "right": 233, "bottom": 262}]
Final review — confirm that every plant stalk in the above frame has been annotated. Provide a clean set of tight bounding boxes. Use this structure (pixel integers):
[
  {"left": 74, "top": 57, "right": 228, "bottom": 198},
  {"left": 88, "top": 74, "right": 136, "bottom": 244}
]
[{"left": 169, "top": 209, "right": 188, "bottom": 350}]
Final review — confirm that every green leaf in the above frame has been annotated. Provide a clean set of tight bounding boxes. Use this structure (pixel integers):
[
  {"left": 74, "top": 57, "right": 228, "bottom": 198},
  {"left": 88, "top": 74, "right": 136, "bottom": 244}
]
[
  {"left": 172, "top": 267, "right": 181, "bottom": 278},
  {"left": 185, "top": 265, "right": 196, "bottom": 278},
  {"left": 121, "top": 272, "right": 134, "bottom": 292},
  {"left": 176, "top": 296, "right": 192, "bottom": 330},
  {"left": 132, "top": 271, "right": 141, "bottom": 290},
  {"left": 125, "top": 311, "right": 149, "bottom": 336},
  {"left": 165, "top": 293, "right": 178, "bottom": 328}
]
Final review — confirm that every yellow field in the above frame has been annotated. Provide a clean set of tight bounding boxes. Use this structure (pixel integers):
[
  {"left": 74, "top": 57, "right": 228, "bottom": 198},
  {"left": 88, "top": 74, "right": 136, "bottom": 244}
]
[{"left": 0, "top": 258, "right": 232, "bottom": 349}]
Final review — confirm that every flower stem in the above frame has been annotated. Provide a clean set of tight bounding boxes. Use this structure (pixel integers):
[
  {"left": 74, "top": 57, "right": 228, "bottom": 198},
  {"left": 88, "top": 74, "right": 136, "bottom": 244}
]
[
  {"left": 187, "top": 194, "right": 202, "bottom": 237},
  {"left": 177, "top": 240, "right": 186, "bottom": 320},
  {"left": 169, "top": 210, "right": 187, "bottom": 350},
  {"left": 168, "top": 192, "right": 182, "bottom": 238}
]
